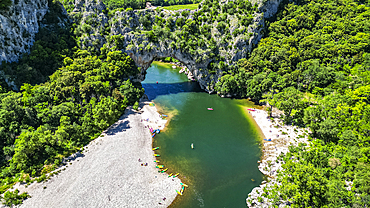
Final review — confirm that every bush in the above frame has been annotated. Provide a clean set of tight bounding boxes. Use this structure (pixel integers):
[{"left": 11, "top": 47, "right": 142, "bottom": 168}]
[
  {"left": 133, "top": 101, "right": 139, "bottom": 110},
  {"left": 0, "top": 0, "right": 12, "bottom": 11},
  {"left": 3, "top": 189, "right": 29, "bottom": 206}
]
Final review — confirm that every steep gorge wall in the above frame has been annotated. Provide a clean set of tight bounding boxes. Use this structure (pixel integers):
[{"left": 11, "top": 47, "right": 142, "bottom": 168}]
[
  {"left": 0, "top": 0, "right": 49, "bottom": 64},
  {"left": 75, "top": 0, "right": 283, "bottom": 93},
  {"left": 0, "top": 0, "right": 283, "bottom": 93}
]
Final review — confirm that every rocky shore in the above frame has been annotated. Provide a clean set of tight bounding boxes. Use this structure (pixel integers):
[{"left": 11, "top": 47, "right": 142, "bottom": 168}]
[
  {"left": 9, "top": 101, "right": 181, "bottom": 208},
  {"left": 246, "top": 108, "right": 310, "bottom": 207}
]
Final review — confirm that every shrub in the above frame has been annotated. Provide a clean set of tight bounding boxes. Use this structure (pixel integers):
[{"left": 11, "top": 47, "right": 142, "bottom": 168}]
[
  {"left": 3, "top": 189, "right": 29, "bottom": 206},
  {"left": 0, "top": 0, "right": 12, "bottom": 11}
]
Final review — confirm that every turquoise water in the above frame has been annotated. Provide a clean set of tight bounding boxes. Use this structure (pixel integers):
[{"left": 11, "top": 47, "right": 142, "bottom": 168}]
[{"left": 142, "top": 62, "right": 263, "bottom": 208}]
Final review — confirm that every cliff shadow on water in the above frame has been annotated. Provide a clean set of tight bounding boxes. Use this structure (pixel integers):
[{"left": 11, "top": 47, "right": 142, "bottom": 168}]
[{"left": 142, "top": 82, "right": 203, "bottom": 100}]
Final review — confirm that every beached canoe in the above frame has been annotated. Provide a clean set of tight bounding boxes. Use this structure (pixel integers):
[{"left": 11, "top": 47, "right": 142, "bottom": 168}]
[
  {"left": 207, "top": 108, "right": 213, "bottom": 111},
  {"left": 161, "top": 168, "right": 168, "bottom": 173},
  {"left": 152, "top": 147, "right": 159, "bottom": 150},
  {"left": 156, "top": 165, "right": 164, "bottom": 168},
  {"left": 154, "top": 160, "right": 159, "bottom": 162},
  {"left": 173, "top": 173, "right": 179, "bottom": 178},
  {"left": 176, "top": 190, "right": 182, "bottom": 195},
  {"left": 154, "top": 154, "right": 160, "bottom": 157},
  {"left": 168, "top": 173, "right": 173, "bottom": 177},
  {"left": 247, "top": 108, "right": 255, "bottom": 111}
]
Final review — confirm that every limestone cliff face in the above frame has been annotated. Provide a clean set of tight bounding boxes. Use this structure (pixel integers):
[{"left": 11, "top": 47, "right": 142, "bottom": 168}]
[
  {"left": 0, "top": 0, "right": 49, "bottom": 64},
  {"left": 0, "top": 0, "right": 283, "bottom": 93}
]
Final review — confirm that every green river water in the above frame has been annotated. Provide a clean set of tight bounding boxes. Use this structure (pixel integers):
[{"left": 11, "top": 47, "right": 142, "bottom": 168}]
[{"left": 142, "top": 62, "right": 264, "bottom": 208}]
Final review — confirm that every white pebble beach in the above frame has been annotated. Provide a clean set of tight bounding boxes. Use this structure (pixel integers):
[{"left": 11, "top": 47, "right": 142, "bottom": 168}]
[
  {"left": 246, "top": 108, "right": 309, "bottom": 207},
  {"left": 10, "top": 101, "right": 181, "bottom": 208}
]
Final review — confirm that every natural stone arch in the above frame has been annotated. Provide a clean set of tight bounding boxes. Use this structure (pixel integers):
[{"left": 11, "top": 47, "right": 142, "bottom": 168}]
[{"left": 126, "top": 46, "right": 215, "bottom": 92}]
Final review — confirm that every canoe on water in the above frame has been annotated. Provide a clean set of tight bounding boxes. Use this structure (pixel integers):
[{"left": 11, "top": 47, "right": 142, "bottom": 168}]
[
  {"left": 180, "top": 183, "right": 188, "bottom": 187},
  {"left": 207, "top": 108, "right": 213, "bottom": 111},
  {"left": 152, "top": 147, "right": 159, "bottom": 150}
]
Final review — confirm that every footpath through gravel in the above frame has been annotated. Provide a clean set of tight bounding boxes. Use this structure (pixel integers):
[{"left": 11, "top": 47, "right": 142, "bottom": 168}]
[{"left": 16, "top": 102, "right": 181, "bottom": 208}]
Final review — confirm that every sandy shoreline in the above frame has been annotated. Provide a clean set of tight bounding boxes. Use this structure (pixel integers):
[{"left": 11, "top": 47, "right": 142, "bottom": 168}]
[
  {"left": 245, "top": 108, "right": 309, "bottom": 207},
  {"left": 8, "top": 101, "right": 181, "bottom": 208}
]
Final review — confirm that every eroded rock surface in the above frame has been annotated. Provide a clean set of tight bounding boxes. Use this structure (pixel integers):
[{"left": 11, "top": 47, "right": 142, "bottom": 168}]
[{"left": 0, "top": 0, "right": 49, "bottom": 64}]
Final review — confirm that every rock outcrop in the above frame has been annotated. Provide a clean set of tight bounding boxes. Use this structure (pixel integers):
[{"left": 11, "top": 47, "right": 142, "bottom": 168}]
[
  {"left": 71, "top": 0, "right": 284, "bottom": 93},
  {"left": 0, "top": 0, "right": 49, "bottom": 64},
  {"left": 0, "top": 0, "right": 284, "bottom": 93}
]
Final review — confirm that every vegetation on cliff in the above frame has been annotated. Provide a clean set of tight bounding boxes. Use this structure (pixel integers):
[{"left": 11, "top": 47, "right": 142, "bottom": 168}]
[
  {"left": 1, "top": 0, "right": 369, "bottom": 206},
  {"left": 239, "top": 0, "right": 370, "bottom": 206},
  {"left": 0, "top": 0, "right": 12, "bottom": 11},
  {"left": 0, "top": 1, "right": 144, "bottom": 204},
  {"left": 102, "top": 0, "right": 201, "bottom": 10}
]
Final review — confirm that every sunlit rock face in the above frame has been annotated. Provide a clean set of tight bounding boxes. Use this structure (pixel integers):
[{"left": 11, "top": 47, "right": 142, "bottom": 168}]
[
  {"left": 0, "top": 0, "right": 49, "bottom": 64},
  {"left": 0, "top": 0, "right": 283, "bottom": 93}
]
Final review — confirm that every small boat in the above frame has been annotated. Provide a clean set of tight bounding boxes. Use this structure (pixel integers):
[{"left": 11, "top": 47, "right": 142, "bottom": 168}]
[
  {"left": 156, "top": 165, "right": 164, "bottom": 168},
  {"left": 173, "top": 173, "right": 179, "bottom": 178},
  {"left": 154, "top": 154, "right": 160, "bottom": 157},
  {"left": 247, "top": 108, "right": 255, "bottom": 111},
  {"left": 154, "top": 160, "right": 160, "bottom": 162},
  {"left": 176, "top": 190, "right": 182, "bottom": 195},
  {"left": 207, "top": 108, "right": 213, "bottom": 111},
  {"left": 161, "top": 168, "right": 168, "bottom": 173},
  {"left": 180, "top": 183, "right": 188, "bottom": 187},
  {"left": 168, "top": 173, "right": 173, "bottom": 177},
  {"left": 152, "top": 147, "right": 159, "bottom": 150},
  {"left": 180, "top": 188, "right": 184, "bottom": 195},
  {"left": 172, "top": 65, "right": 176, "bottom": 69},
  {"left": 191, "top": 143, "right": 194, "bottom": 149},
  {"left": 156, "top": 129, "right": 160, "bottom": 134}
]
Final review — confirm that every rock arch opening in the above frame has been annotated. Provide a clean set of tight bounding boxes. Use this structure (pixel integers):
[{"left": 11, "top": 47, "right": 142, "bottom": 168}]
[{"left": 127, "top": 50, "right": 218, "bottom": 93}]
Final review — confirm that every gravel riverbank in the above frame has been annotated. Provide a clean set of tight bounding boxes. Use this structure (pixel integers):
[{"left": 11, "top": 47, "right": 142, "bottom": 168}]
[
  {"left": 11, "top": 101, "right": 181, "bottom": 208},
  {"left": 246, "top": 109, "right": 309, "bottom": 207}
]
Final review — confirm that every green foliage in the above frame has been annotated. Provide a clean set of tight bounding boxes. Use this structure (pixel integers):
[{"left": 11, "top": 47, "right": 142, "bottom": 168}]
[
  {"left": 133, "top": 101, "right": 139, "bottom": 110},
  {"left": 0, "top": 0, "right": 75, "bottom": 87},
  {"left": 2, "top": 189, "right": 29, "bottom": 206},
  {"left": 103, "top": 0, "right": 200, "bottom": 10},
  {"left": 0, "top": 0, "right": 12, "bottom": 11},
  {"left": 0, "top": 0, "right": 146, "bottom": 200},
  {"left": 160, "top": 3, "right": 199, "bottom": 10},
  {"left": 235, "top": 0, "right": 370, "bottom": 206}
]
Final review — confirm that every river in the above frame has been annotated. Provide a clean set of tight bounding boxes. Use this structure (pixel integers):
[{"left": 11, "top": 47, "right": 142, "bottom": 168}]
[{"left": 142, "top": 62, "right": 264, "bottom": 208}]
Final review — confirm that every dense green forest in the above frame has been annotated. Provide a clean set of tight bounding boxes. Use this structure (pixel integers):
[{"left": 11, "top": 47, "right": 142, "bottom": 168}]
[
  {"left": 224, "top": 0, "right": 370, "bottom": 206},
  {"left": 1, "top": 0, "right": 370, "bottom": 206},
  {"left": 0, "top": 1, "right": 144, "bottom": 205}
]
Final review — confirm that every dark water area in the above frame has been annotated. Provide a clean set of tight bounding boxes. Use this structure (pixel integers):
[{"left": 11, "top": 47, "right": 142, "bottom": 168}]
[{"left": 142, "top": 62, "right": 263, "bottom": 208}]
